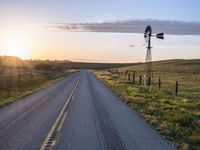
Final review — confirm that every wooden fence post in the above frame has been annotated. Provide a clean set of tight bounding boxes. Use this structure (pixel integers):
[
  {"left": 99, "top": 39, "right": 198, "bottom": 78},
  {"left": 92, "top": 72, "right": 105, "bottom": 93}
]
[
  {"left": 159, "top": 78, "right": 161, "bottom": 89},
  {"left": 133, "top": 71, "right": 135, "bottom": 84},
  {"left": 139, "top": 75, "right": 142, "bottom": 85},
  {"left": 128, "top": 73, "right": 130, "bottom": 81},
  {"left": 148, "top": 77, "right": 151, "bottom": 86},
  {"left": 176, "top": 81, "right": 178, "bottom": 96}
]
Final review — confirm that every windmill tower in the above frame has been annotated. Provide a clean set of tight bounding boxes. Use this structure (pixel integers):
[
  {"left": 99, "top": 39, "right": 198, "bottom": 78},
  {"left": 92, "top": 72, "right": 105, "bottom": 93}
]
[{"left": 144, "top": 25, "right": 164, "bottom": 86}]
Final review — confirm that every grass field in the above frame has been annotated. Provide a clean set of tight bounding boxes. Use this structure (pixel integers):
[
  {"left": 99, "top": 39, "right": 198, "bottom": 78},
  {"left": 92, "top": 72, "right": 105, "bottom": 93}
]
[
  {"left": 0, "top": 70, "right": 72, "bottom": 107},
  {"left": 0, "top": 56, "right": 74, "bottom": 107},
  {"left": 95, "top": 59, "right": 200, "bottom": 150},
  {"left": 0, "top": 56, "right": 135, "bottom": 107}
]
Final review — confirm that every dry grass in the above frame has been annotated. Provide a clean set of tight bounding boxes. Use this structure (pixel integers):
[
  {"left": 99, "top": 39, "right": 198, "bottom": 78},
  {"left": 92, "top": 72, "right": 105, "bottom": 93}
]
[{"left": 0, "top": 56, "right": 73, "bottom": 107}]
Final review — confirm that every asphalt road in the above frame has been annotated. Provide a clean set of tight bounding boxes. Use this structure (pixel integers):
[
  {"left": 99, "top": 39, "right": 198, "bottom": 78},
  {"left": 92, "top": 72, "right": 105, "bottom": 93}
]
[
  {"left": 0, "top": 70, "right": 176, "bottom": 150},
  {"left": 0, "top": 72, "right": 80, "bottom": 150}
]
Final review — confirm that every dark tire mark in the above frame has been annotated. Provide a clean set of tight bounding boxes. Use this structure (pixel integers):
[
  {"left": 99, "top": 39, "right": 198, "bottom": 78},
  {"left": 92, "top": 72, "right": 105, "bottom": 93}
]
[{"left": 87, "top": 73, "right": 126, "bottom": 150}]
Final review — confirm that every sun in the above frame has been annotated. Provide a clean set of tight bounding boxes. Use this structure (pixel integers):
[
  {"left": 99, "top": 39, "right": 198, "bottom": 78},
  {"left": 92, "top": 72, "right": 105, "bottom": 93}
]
[
  {"left": 3, "top": 40, "right": 28, "bottom": 59},
  {"left": 1, "top": 31, "right": 30, "bottom": 59}
]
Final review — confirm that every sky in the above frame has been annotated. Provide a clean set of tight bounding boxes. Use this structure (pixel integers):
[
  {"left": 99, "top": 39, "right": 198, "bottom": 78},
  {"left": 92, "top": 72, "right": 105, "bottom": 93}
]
[
  {"left": 0, "top": 0, "right": 200, "bottom": 62},
  {"left": 1, "top": 0, "right": 200, "bottom": 23}
]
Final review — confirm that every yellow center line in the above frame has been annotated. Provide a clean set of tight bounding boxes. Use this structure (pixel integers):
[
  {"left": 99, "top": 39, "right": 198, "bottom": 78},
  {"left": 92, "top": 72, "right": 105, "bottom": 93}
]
[{"left": 40, "top": 79, "right": 80, "bottom": 150}]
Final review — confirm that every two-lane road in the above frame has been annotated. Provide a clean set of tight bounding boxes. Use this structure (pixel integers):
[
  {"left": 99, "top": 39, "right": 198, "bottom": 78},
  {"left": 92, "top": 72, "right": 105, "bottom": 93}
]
[{"left": 0, "top": 70, "right": 176, "bottom": 150}]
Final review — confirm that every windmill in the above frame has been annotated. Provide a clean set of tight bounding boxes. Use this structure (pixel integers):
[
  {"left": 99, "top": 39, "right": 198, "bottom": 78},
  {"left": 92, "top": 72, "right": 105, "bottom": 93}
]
[{"left": 144, "top": 25, "right": 164, "bottom": 86}]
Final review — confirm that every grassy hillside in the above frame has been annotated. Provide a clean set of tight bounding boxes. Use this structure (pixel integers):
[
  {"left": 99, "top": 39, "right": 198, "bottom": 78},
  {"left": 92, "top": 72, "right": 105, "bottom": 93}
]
[
  {"left": 0, "top": 56, "right": 73, "bottom": 107},
  {"left": 95, "top": 59, "right": 200, "bottom": 150},
  {"left": 0, "top": 56, "right": 135, "bottom": 107},
  {"left": 64, "top": 62, "right": 139, "bottom": 69}
]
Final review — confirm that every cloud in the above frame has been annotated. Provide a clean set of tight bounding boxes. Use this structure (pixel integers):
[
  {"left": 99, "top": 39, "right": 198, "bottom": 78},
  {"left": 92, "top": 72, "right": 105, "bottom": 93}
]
[
  {"left": 45, "top": 19, "right": 200, "bottom": 35},
  {"left": 1, "top": 19, "right": 199, "bottom": 35},
  {"left": 128, "top": 44, "right": 135, "bottom": 47}
]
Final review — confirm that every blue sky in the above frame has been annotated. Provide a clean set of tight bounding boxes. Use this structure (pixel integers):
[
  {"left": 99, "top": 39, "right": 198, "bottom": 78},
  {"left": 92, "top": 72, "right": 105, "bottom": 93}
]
[
  {"left": 0, "top": 0, "right": 199, "bottom": 62},
  {"left": 1, "top": 0, "right": 200, "bottom": 24}
]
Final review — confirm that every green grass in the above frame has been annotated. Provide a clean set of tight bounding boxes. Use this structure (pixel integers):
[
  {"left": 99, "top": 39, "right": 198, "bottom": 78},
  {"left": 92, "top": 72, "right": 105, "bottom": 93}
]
[
  {"left": 0, "top": 56, "right": 81, "bottom": 107},
  {"left": 0, "top": 71, "right": 72, "bottom": 107},
  {"left": 95, "top": 59, "right": 200, "bottom": 150}
]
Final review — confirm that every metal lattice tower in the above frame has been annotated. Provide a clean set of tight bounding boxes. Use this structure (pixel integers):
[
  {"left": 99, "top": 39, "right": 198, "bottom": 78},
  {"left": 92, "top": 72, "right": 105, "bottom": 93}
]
[{"left": 144, "top": 25, "right": 164, "bottom": 86}]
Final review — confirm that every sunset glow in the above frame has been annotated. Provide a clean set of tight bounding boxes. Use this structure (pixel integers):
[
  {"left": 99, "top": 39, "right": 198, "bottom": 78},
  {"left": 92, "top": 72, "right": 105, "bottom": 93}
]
[{"left": 1, "top": 31, "right": 31, "bottom": 59}]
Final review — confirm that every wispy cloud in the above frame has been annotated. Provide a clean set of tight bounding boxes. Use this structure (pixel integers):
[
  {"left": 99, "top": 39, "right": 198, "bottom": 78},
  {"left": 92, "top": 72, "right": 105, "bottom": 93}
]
[
  {"left": 1, "top": 19, "right": 200, "bottom": 35},
  {"left": 44, "top": 19, "right": 200, "bottom": 35}
]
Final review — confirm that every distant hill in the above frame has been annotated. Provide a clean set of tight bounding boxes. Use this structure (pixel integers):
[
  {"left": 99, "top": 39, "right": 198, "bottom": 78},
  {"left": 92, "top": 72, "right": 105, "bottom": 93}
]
[
  {"left": 0, "top": 55, "right": 138, "bottom": 70},
  {"left": 1, "top": 56, "right": 199, "bottom": 72},
  {"left": 119, "top": 59, "right": 200, "bottom": 74},
  {"left": 64, "top": 62, "right": 139, "bottom": 69}
]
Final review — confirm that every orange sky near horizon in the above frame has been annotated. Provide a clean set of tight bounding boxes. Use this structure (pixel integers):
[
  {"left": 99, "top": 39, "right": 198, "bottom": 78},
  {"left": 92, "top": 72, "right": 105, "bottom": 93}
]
[{"left": 0, "top": 27, "right": 200, "bottom": 63}]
